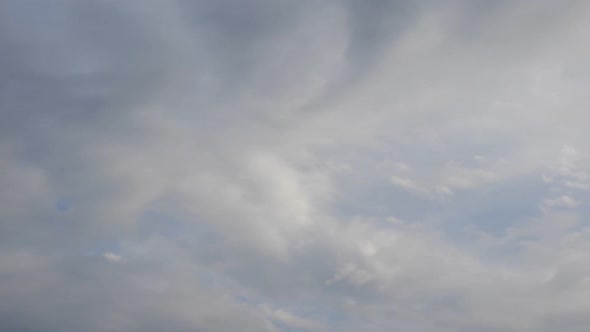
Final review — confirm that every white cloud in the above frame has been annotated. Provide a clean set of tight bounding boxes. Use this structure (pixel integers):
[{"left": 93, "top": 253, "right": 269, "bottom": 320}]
[
  {"left": 541, "top": 195, "right": 580, "bottom": 210},
  {"left": 390, "top": 175, "right": 432, "bottom": 197},
  {"left": 265, "top": 307, "right": 324, "bottom": 332},
  {"left": 103, "top": 252, "right": 122, "bottom": 263}
]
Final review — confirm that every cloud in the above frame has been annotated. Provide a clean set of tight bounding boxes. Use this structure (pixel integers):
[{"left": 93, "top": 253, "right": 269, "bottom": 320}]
[
  {"left": 2, "top": 0, "right": 590, "bottom": 331},
  {"left": 541, "top": 195, "right": 580, "bottom": 211},
  {"left": 390, "top": 175, "right": 432, "bottom": 198},
  {"left": 103, "top": 252, "right": 122, "bottom": 263}
]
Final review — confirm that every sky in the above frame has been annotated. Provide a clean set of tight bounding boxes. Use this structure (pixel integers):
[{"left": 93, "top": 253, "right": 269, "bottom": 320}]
[{"left": 2, "top": 0, "right": 590, "bottom": 331}]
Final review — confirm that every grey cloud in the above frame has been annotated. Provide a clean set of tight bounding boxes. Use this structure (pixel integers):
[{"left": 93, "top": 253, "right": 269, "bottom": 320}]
[
  {"left": 0, "top": 249, "right": 276, "bottom": 332},
  {"left": 3, "top": 0, "right": 590, "bottom": 331}
]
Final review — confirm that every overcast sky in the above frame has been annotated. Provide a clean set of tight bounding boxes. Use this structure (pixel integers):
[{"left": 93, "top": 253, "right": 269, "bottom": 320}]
[{"left": 2, "top": 0, "right": 590, "bottom": 331}]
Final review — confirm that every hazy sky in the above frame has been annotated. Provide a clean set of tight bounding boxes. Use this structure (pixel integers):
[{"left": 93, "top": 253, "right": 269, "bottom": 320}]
[{"left": 2, "top": 1, "right": 590, "bottom": 331}]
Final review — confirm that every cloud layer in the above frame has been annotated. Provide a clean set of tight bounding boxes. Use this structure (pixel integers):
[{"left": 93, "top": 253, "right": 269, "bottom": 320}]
[{"left": 2, "top": 0, "right": 590, "bottom": 331}]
